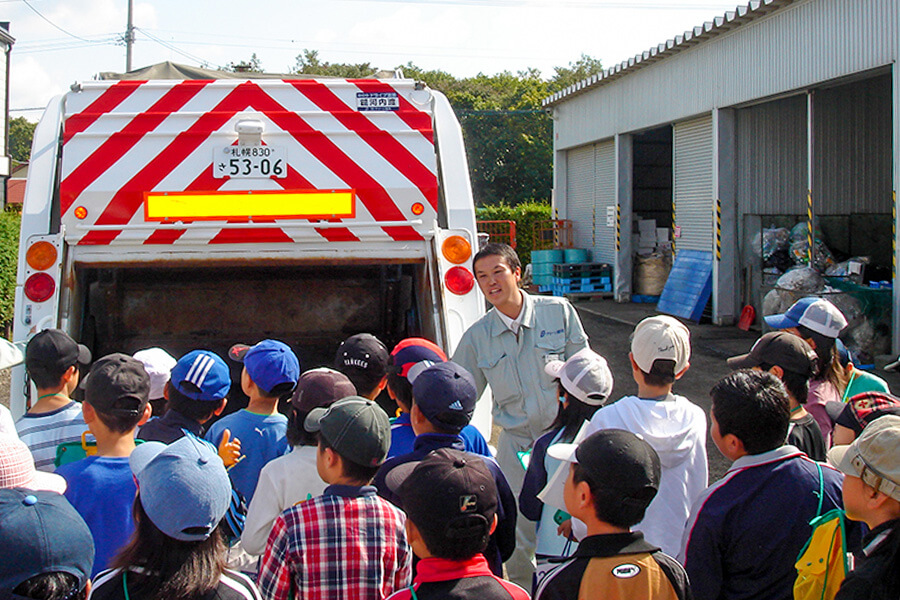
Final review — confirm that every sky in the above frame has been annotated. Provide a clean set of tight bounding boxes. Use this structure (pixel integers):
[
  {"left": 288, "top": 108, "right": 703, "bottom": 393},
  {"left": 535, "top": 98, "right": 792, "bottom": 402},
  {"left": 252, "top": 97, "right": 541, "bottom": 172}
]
[{"left": 7, "top": 0, "right": 742, "bottom": 121}]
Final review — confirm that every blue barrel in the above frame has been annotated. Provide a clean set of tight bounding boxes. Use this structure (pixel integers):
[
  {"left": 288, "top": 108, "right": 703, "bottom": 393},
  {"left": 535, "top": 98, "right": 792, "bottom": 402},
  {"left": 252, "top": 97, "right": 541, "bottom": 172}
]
[
  {"left": 532, "top": 249, "right": 564, "bottom": 264},
  {"left": 532, "top": 262, "right": 554, "bottom": 276},
  {"left": 564, "top": 248, "right": 590, "bottom": 263}
]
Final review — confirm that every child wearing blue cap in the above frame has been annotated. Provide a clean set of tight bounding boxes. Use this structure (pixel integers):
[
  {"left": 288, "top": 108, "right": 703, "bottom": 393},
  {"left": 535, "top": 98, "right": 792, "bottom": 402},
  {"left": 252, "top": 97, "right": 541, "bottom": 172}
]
[
  {"left": 205, "top": 340, "right": 300, "bottom": 503},
  {"left": 90, "top": 435, "right": 261, "bottom": 600},
  {"left": 138, "top": 349, "right": 232, "bottom": 444}
]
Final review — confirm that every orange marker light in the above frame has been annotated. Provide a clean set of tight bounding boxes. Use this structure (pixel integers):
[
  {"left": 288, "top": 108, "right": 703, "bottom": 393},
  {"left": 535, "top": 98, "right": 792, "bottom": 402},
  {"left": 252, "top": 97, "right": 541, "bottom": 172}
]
[
  {"left": 26, "top": 241, "right": 58, "bottom": 271},
  {"left": 74, "top": 206, "right": 88, "bottom": 220},
  {"left": 441, "top": 235, "right": 471, "bottom": 265},
  {"left": 411, "top": 202, "right": 425, "bottom": 216}
]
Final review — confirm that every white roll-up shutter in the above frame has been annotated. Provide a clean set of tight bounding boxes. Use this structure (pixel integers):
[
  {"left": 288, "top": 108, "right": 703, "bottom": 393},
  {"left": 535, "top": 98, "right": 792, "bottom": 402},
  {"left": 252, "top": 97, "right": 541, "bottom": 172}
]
[
  {"left": 593, "top": 140, "right": 616, "bottom": 264},
  {"left": 673, "top": 115, "right": 714, "bottom": 252},
  {"left": 566, "top": 144, "right": 595, "bottom": 252}
]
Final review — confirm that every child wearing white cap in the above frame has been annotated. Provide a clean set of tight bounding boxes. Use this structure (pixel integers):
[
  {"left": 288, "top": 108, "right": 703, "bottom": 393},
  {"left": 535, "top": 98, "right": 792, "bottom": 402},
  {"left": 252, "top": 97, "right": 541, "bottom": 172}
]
[
  {"left": 583, "top": 315, "right": 707, "bottom": 557},
  {"left": 519, "top": 348, "right": 613, "bottom": 585}
]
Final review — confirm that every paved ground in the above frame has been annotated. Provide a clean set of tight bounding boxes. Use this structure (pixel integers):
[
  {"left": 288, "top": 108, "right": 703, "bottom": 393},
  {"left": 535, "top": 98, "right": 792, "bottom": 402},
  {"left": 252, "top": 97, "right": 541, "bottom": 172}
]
[{"left": 571, "top": 297, "right": 900, "bottom": 482}]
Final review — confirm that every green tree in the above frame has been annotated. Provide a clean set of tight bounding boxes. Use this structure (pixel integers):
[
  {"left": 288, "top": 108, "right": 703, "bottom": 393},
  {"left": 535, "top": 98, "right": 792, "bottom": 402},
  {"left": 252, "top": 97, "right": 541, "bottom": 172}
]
[
  {"left": 549, "top": 54, "right": 605, "bottom": 92},
  {"left": 293, "top": 49, "right": 375, "bottom": 78},
  {"left": 225, "top": 53, "right": 264, "bottom": 73},
  {"left": 8, "top": 117, "right": 36, "bottom": 164}
]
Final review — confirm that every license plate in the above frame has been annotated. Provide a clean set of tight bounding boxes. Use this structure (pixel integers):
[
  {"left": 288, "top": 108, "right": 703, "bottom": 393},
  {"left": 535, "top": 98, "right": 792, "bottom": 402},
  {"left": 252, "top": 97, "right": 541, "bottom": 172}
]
[{"left": 213, "top": 146, "right": 287, "bottom": 179}]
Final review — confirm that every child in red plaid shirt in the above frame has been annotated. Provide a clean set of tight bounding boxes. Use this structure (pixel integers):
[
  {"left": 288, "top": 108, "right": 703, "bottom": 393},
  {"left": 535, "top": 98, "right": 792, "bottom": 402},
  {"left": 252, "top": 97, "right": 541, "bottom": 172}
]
[{"left": 258, "top": 397, "right": 411, "bottom": 600}]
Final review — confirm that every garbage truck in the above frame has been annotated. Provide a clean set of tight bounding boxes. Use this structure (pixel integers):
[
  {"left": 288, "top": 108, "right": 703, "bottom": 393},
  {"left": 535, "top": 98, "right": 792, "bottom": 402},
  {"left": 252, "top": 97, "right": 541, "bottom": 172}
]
[{"left": 11, "top": 67, "right": 487, "bottom": 432}]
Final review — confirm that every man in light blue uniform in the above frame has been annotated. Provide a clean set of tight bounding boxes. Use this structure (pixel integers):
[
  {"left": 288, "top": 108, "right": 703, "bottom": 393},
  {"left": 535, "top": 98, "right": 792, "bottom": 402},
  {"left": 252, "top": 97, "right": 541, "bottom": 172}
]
[{"left": 453, "top": 243, "right": 588, "bottom": 589}]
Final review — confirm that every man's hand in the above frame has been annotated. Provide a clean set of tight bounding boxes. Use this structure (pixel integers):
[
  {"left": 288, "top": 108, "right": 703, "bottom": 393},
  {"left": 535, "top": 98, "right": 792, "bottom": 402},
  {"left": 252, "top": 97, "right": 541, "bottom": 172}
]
[{"left": 218, "top": 428, "right": 243, "bottom": 468}]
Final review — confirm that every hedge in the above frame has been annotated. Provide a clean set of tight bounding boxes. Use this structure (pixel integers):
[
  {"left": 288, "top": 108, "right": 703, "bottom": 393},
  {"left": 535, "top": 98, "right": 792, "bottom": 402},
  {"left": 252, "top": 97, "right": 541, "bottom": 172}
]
[
  {"left": 476, "top": 200, "right": 551, "bottom": 266},
  {"left": 0, "top": 210, "right": 19, "bottom": 329}
]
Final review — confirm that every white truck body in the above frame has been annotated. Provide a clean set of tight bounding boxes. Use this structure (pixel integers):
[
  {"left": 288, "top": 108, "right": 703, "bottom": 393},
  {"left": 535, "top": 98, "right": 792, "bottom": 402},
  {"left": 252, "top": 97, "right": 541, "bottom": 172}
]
[{"left": 12, "top": 76, "right": 488, "bottom": 434}]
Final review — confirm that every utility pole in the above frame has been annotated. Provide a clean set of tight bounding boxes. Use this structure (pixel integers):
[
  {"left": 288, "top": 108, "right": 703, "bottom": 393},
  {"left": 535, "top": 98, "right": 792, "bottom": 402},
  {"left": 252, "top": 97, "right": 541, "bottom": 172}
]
[{"left": 125, "top": 0, "right": 134, "bottom": 72}]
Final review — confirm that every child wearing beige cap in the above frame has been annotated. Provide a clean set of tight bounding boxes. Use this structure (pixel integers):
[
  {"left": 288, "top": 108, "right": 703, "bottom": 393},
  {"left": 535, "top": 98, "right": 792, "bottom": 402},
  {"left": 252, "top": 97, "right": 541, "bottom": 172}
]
[
  {"left": 583, "top": 315, "right": 707, "bottom": 557},
  {"left": 829, "top": 415, "right": 900, "bottom": 599}
]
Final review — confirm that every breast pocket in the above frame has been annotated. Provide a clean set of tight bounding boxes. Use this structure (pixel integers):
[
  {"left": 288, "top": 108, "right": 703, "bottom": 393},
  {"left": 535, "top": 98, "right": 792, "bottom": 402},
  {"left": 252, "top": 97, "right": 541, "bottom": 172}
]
[{"left": 477, "top": 352, "right": 526, "bottom": 422}]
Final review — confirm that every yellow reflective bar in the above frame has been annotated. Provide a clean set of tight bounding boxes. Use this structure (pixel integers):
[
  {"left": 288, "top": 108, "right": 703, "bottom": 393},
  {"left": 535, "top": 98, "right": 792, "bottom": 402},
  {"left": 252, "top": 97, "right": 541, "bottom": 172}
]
[{"left": 144, "top": 190, "right": 355, "bottom": 221}]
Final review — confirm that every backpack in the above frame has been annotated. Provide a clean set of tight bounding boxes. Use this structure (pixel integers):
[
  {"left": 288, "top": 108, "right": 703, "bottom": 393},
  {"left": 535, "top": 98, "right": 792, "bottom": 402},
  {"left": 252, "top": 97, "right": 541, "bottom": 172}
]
[{"left": 794, "top": 463, "right": 850, "bottom": 600}]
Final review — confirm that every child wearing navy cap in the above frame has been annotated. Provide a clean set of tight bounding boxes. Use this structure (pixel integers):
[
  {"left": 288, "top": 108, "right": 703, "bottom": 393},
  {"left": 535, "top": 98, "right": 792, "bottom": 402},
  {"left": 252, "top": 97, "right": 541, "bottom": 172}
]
[
  {"left": 205, "top": 340, "right": 300, "bottom": 503},
  {"left": 373, "top": 361, "right": 518, "bottom": 577}
]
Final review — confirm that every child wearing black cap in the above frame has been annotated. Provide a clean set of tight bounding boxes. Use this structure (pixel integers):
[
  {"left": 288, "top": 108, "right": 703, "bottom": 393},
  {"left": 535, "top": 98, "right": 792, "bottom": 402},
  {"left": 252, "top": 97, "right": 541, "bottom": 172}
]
[
  {"left": 258, "top": 396, "right": 411, "bottom": 600},
  {"left": 16, "top": 329, "right": 92, "bottom": 471},
  {"left": 56, "top": 353, "right": 152, "bottom": 577},
  {"left": 373, "top": 361, "right": 517, "bottom": 577},
  {"left": 535, "top": 430, "right": 690, "bottom": 600},
  {"left": 334, "top": 333, "right": 390, "bottom": 401},
  {"left": 384, "top": 448, "right": 529, "bottom": 600},
  {"left": 727, "top": 331, "right": 826, "bottom": 460}
]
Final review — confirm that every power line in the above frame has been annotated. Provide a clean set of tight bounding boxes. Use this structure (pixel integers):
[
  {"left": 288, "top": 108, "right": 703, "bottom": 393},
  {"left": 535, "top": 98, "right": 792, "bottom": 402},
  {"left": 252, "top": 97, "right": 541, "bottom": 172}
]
[
  {"left": 136, "top": 27, "right": 221, "bottom": 69},
  {"left": 20, "top": 0, "right": 94, "bottom": 43}
]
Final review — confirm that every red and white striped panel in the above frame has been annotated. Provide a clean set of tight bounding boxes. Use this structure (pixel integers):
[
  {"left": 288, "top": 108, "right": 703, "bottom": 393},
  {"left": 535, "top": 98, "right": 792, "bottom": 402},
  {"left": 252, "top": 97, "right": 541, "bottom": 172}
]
[{"left": 59, "top": 79, "right": 439, "bottom": 246}]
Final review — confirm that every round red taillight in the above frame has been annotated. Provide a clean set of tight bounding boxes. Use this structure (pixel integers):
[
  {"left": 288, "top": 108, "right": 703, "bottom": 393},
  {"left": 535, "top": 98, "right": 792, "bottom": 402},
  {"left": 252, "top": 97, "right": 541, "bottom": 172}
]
[
  {"left": 24, "top": 273, "right": 55, "bottom": 302},
  {"left": 444, "top": 266, "right": 475, "bottom": 295}
]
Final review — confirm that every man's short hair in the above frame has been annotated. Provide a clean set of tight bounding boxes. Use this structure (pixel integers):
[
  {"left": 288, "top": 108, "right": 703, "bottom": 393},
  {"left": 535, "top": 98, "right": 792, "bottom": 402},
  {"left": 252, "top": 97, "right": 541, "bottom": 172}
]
[
  {"left": 758, "top": 362, "right": 810, "bottom": 404},
  {"left": 473, "top": 243, "right": 521, "bottom": 273},
  {"left": 711, "top": 370, "right": 791, "bottom": 455},
  {"left": 318, "top": 435, "right": 379, "bottom": 484}
]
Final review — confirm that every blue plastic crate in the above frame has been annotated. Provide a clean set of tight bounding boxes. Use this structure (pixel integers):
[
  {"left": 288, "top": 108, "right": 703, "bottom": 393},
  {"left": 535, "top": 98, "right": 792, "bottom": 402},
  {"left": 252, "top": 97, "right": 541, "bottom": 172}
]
[{"left": 657, "top": 250, "right": 712, "bottom": 322}]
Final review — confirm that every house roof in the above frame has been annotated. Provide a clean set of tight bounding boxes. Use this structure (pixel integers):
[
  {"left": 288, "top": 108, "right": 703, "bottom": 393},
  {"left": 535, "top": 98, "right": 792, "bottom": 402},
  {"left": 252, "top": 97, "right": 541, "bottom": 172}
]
[{"left": 543, "top": 0, "right": 794, "bottom": 107}]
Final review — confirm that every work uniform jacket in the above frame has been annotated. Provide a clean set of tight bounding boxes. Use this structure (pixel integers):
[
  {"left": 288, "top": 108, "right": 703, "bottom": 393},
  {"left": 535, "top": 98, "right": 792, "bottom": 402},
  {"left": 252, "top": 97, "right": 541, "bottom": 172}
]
[{"left": 453, "top": 291, "right": 588, "bottom": 441}]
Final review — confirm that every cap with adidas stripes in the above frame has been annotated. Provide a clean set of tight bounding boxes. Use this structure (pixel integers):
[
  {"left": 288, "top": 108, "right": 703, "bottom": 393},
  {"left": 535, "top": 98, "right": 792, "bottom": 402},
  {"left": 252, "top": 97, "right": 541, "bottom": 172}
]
[
  {"left": 171, "top": 350, "right": 232, "bottom": 402},
  {"left": 411, "top": 362, "right": 477, "bottom": 433}
]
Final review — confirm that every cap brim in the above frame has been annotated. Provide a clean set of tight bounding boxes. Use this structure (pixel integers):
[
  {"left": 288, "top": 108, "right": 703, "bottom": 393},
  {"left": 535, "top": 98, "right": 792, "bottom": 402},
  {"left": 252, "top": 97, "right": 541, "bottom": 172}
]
[
  {"left": 303, "top": 406, "right": 328, "bottom": 433},
  {"left": 544, "top": 360, "right": 565, "bottom": 379},
  {"left": 30, "top": 470, "right": 68, "bottom": 494},
  {"left": 546, "top": 442, "right": 579, "bottom": 463},
  {"left": 764, "top": 314, "right": 797, "bottom": 330},
  {"left": 826, "top": 443, "right": 857, "bottom": 476},
  {"left": 383, "top": 460, "right": 422, "bottom": 495},
  {"left": 228, "top": 344, "right": 250, "bottom": 363},
  {"left": 129, "top": 441, "right": 168, "bottom": 478},
  {"left": 885, "top": 358, "right": 900, "bottom": 372},
  {"left": 824, "top": 401, "right": 846, "bottom": 423},
  {"left": 726, "top": 353, "right": 758, "bottom": 370},
  {"left": 76, "top": 344, "right": 91, "bottom": 366}
]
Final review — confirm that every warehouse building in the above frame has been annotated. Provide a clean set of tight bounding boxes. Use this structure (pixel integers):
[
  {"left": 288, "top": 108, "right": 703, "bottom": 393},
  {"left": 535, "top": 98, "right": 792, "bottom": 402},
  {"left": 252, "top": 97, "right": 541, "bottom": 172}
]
[{"left": 544, "top": 0, "right": 900, "bottom": 352}]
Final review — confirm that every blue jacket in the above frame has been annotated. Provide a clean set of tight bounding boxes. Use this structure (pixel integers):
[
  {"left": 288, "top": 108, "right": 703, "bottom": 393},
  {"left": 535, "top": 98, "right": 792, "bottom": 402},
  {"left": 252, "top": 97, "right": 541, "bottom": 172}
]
[
  {"left": 373, "top": 433, "right": 517, "bottom": 576},
  {"left": 387, "top": 413, "right": 492, "bottom": 459},
  {"left": 680, "top": 446, "right": 859, "bottom": 600}
]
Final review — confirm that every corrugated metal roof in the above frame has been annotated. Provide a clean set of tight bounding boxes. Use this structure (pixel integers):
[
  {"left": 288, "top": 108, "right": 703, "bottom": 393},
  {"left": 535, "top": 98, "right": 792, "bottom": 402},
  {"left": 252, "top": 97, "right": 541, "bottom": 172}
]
[{"left": 543, "top": 0, "right": 796, "bottom": 107}]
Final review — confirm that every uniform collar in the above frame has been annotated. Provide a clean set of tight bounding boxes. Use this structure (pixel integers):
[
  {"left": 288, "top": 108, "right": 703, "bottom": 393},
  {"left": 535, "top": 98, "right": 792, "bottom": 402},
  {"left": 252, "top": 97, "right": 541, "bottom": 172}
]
[
  {"left": 489, "top": 290, "right": 534, "bottom": 337},
  {"left": 413, "top": 433, "right": 465, "bottom": 453},
  {"left": 414, "top": 555, "right": 493, "bottom": 583},
  {"left": 570, "top": 531, "right": 658, "bottom": 559}
]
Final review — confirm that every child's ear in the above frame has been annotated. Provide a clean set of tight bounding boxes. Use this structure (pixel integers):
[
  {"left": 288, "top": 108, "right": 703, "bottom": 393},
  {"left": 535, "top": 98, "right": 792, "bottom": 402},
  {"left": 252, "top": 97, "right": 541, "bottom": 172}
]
[
  {"left": 81, "top": 401, "right": 96, "bottom": 423},
  {"left": 138, "top": 403, "right": 153, "bottom": 426},
  {"left": 214, "top": 398, "right": 228, "bottom": 416},
  {"left": 488, "top": 513, "right": 498, "bottom": 535},
  {"left": 675, "top": 363, "right": 691, "bottom": 380}
]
